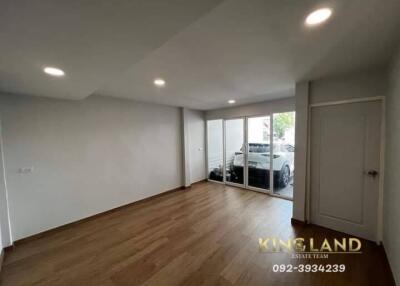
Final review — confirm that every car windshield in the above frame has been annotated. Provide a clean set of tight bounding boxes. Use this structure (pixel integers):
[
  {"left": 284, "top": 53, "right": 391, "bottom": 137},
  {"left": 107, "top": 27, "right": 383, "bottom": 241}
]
[
  {"left": 248, "top": 143, "right": 269, "bottom": 153},
  {"left": 248, "top": 143, "right": 293, "bottom": 153}
]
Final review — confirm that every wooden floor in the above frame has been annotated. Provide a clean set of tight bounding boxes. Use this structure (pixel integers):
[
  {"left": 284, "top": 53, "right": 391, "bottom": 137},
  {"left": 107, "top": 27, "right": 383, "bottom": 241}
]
[{"left": 0, "top": 182, "right": 394, "bottom": 286}]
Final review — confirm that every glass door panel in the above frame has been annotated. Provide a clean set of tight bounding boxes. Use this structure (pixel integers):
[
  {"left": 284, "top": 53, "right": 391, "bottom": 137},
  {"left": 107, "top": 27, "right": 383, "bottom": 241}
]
[
  {"left": 224, "top": 118, "right": 244, "bottom": 185},
  {"left": 272, "top": 112, "right": 295, "bottom": 198},
  {"left": 247, "top": 116, "right": 271, "bottom": 191},
  {"left": 207, "top": 120, "right": 224, "bottom": 182}
]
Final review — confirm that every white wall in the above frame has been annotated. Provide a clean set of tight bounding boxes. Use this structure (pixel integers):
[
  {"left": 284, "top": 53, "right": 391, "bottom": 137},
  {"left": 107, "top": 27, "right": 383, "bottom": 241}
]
[
  {"left": 181, "top": 108, "right": 191, "bottom": 187},
  {"left": 0, "top": 131, "right": 4, "bottom": 251},
  {"left": 0, "top": 93, "right": 183, "bottom": 240},
  {"left": 309, "top": 69, "right": 387, "bottom": 104},
  {"left": 0, "top": 123, "right": 11, "bottom": 248},
  {"left": 292, "top": 82, "right": 309, "bottom": 221},
  {"left": 384, "top": 48, "right": 400, "bottom": 284},
  {"left": 186, "top": 109, "right": 206, "bottom": 184},
  {"left": 206, "top": 97, "right": 295, "bottom": 120}
]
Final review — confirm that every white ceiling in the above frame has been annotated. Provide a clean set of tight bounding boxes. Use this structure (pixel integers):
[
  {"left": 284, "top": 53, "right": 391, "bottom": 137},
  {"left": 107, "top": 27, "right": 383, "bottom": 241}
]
[
  {"left": 1, "top": 0, "right": 400, "bottom": 109},
  {"left": 0, "top": 0, "right": 224, "bottom": 100}
]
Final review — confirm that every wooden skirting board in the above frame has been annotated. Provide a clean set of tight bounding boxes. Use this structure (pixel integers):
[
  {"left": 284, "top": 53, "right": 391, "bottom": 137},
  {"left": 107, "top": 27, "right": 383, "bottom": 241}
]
[
  {"left": 7, "top": 179, "right": 208, "bottom": 248},
  {"left": 381, "top": 244, "right": 398, "bottom": 286},
  {"left": 291, "top": 218, "right": 307, "bottom": 226},
  {"left": 0, "top": 249, "right": 4, "bottom": 274},
  {"left": 10, "top": 184, "right": 186, "bottom": 247},
  {"left": 185, "top": 179, "right": 207, "bottom": 189}
]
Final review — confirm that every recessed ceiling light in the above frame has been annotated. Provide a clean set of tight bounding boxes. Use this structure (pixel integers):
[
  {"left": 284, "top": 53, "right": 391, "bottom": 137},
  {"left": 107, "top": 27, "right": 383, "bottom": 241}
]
[
  {"left": 154, "top": 78, "right": 166, "bottom": 87},
  {"left": 228, "top": 99, "right": 236, "bottom": 104},
  {"left": 43, "top": 66, "right": 65, "bottom": 77},
  {"left": 305, "top": 8, "right": 332, "bottom": 26}
]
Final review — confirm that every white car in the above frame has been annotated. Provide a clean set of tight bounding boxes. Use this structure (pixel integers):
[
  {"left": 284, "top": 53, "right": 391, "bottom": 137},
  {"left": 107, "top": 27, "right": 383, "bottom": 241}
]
[{"left": 230, "top": 142, "right": 294, "bottom": 188}]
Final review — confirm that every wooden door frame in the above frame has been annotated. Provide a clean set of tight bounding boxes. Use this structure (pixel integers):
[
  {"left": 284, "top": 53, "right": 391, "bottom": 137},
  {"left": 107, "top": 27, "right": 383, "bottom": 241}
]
[{"left": 306, "top": 96, "right": 385, "bottom": 243}]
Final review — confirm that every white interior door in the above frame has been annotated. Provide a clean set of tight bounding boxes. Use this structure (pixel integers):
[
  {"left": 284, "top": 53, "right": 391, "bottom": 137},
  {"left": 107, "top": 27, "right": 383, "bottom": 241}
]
[{"left": 310, "top": 100, "right": 381, "bottom": 241}]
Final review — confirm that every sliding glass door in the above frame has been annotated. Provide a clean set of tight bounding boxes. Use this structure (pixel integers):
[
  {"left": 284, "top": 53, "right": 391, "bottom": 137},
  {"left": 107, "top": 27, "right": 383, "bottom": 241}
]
[
  {"left": 272, "top": 112, "right": 295, "bottom": 198},
  {"left": 207, "top": 120, "right": 224, "bottom": 182},
  {"left": 247, "top": 116, "right": 271, "bottom": 192},
  {"left": 206, "top": 112, "right": 295, "bottom": 200},
  {"left": 224, "top": 118, "right": 245, "bottom": 186}
]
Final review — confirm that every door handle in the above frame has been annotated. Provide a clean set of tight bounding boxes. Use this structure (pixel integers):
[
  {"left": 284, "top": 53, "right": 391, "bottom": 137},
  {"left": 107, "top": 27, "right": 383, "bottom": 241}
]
[{"left": 364, "top": 170, "right": 379, "bottom": 178}]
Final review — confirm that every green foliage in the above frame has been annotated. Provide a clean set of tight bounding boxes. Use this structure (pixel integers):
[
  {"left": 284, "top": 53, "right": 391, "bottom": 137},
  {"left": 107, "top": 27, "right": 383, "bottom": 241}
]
[{"left": 274, "top": 112, "right": 294, "bottom": 139}]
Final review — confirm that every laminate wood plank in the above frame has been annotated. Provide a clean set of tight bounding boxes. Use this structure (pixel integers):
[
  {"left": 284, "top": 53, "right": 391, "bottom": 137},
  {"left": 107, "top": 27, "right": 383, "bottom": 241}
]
[{"left": 0, "top": 182, "right": 395, "bottom": 286}]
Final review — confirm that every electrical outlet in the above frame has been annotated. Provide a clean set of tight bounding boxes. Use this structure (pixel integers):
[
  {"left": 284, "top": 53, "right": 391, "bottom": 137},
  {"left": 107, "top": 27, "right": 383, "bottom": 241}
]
[{"left": 18, "top": 167, "right": 34, "bottom": 174}]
